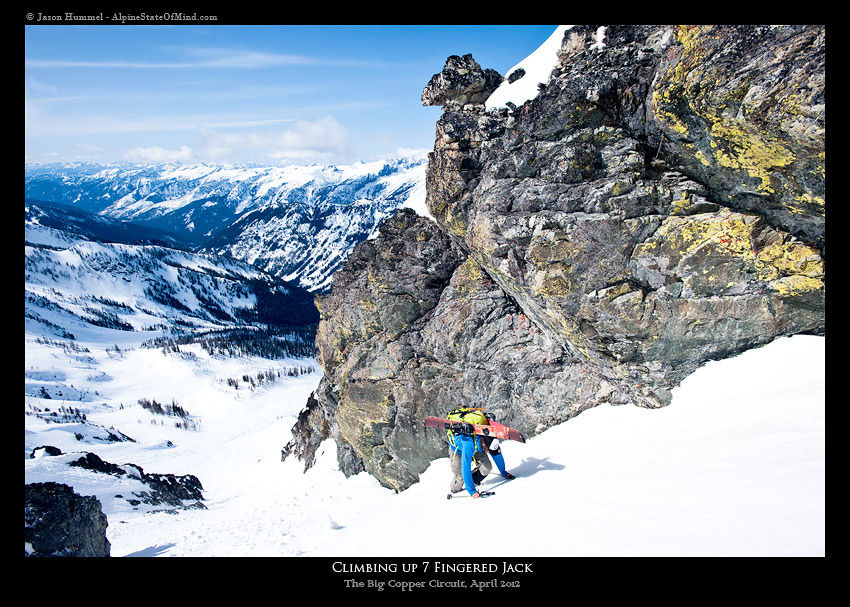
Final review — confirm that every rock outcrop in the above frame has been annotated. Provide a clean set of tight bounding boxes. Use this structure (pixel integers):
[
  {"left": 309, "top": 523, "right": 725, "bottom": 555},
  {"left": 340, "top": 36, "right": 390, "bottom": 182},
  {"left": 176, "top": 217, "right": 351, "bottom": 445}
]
[
  {"left": 69, "top": 451, "right": 206, "bottom": 510},
  {"left": 283, "top": 25, "right": 825, "bottom": 492},
  {"left": 25, "top": 482, "right": 111, "bottom": 557}
]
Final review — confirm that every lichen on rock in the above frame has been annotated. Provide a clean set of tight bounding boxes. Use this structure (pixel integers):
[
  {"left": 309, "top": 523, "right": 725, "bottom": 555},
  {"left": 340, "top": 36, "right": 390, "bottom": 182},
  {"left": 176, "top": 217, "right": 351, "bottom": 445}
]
[{"left": 284, "top": 25, "right": 825, "bottom": 492}]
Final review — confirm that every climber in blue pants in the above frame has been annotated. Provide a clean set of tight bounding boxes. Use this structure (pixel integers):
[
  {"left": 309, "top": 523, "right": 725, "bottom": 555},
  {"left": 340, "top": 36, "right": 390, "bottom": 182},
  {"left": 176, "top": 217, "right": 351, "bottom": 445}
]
[{"left": 449, "top": 432, "right": 514, "bottom": 498}]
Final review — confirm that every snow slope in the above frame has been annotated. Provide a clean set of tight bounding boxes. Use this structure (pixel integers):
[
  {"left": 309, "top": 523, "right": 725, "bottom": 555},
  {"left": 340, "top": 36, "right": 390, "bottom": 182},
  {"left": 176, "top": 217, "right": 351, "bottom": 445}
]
[{"left": 25, "top": 333, "right": 825, "bottom": 558}]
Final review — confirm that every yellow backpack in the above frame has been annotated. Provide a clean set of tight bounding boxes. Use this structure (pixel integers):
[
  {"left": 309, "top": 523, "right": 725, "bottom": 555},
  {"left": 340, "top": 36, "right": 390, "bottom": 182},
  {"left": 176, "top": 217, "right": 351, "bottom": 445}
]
[{"left": 445, "top": 407, "right": 489, "bottom": 447}]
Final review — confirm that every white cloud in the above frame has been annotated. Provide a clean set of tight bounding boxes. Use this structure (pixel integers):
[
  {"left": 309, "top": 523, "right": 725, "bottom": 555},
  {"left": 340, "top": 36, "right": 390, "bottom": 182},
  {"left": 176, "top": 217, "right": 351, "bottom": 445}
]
[
  {"left": 124, "top": 145, "right": 195, "bottom": 163},
  {"left": 200, "top": 116, "right": 352, "bottom": 162},
  {"left": 394, "top": 147, "right": 430, "bottom": 160}
]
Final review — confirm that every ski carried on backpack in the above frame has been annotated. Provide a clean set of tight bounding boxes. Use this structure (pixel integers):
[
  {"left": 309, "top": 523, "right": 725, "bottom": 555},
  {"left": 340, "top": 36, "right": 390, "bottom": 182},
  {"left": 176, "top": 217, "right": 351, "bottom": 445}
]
[{"left": 423, "top": 416, "right": 526, "bottom": 443}]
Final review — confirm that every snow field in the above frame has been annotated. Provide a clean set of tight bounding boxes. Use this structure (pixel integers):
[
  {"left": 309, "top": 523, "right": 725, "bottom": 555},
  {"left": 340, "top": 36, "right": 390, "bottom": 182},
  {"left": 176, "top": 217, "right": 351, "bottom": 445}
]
[{"left": 26, "top": 333, "right": 824, "bottom": 557}]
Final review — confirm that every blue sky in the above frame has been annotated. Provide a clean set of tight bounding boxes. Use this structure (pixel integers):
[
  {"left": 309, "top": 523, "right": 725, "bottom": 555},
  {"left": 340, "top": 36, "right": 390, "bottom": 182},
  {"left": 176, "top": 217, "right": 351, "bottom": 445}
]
[{"left": 25, "top": 24, "right": 559, "bottom": 166}]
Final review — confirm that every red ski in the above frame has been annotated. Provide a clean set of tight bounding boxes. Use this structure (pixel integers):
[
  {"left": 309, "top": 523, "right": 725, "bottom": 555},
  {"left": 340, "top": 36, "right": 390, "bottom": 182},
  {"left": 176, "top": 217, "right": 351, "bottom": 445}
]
[{"left": 423, "top": 416, "right": 525, "bottom": 443}]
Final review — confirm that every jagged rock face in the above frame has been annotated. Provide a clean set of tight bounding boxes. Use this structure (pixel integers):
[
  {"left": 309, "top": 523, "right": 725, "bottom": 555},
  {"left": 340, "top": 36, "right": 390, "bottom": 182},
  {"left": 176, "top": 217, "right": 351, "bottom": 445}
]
[
  {"left": 425, "top": 24, "right": 824, "bottom": 391},
  {"left": 284, "top": 25, "right": 825, "bottom": 491},
  {"left": 648, "top": 25, "right": 825, "bottom": 250},
  {"left": 421, "top": 54, "right": 503, "bottom": 108},
  {"left": 283, "top": 210, "right": 467, "bottom": 489},
  {"left": 25, "top": 482, "right": 111, "bottom": 557},
  {"left": 283, "top": 209, "right": 633, "bottom": 488}
]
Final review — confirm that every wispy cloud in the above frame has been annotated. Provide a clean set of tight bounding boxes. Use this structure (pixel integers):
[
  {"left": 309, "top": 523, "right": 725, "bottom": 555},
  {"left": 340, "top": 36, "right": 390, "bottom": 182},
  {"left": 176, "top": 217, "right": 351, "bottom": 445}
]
[
  {"left": 25, "top": 107, "right": 298, "bottom": 138},
  {"left": 199, "top": 116, "right": 353, "bottom": 162},
  {"left": 125, "top": 145, "right": 195, "bottom": 163},
  {"left": 115, "top": 117, "right": 354, "bottom": 164},
  {"left": 25, "top": 47, "right": 391, "bottom": 70}
]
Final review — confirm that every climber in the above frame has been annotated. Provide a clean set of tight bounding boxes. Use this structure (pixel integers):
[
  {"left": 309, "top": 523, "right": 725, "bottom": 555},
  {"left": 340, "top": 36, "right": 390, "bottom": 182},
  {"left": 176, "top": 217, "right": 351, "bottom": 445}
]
[{"left": 447, "top": 408, "right": 515, "bottom": 498}]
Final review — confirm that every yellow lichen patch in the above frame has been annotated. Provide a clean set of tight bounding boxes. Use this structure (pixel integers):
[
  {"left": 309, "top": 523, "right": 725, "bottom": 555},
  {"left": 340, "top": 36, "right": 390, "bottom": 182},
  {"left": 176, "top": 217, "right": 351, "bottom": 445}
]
[
  {"left": 651, "top": 26, "right": 711, "bottom": 137},
  {"left": 610, "top": 289, "right": 644, "bottom": 316},
  {"left": 366, "top": 269, "right": 390, "bottom": 297},
  {"left": 466, "top": 215, "right": 500, "bottom": 258},
  {"left": 659, "top": 210, "right": 756, "bottom": 258},
  {"left": 675, "top": 25, "right": 704, "bottom": 51},
  {"left": 755, "top": 239, "right": 824, "bottom": 283},
  {"left": 652, "top": 26, "right": 822, "bottom": 215},
  {"left": 694, "top": 148, "right": 712, "bottom": 166},
  {"left": 451, "top": 257, "right": 485, "bottom": 298},
  {"left": 709, "top": 119, "right": 795, "bottom": 194},
  {"left": 335, "top": 389, "right": 394, "bottom": 460},
  {"left": 535, "top": 270, "right": 572, "bottom": 298},
  {"left": 443, "top": 204, "right": 468, "bottom": 237},
  {"left": 429, "top": 188, "right": 468, "bottom": 237},
  {"left": 525, "top": 231, "right": 583, "bottom": 299},
  {"left": 609, "top": 180, "right": 632, "bottom": 197},
  {"left": 636, "top": 209, "right": 824, "bottom": 298},
  {"left": 652, "top": 92, "right": 691, "bottom": 136},
  {"left": 769, "top": 274, "right": 823, "bottom": 297},
  {"left": 795, "top": 192, "right": 825, "bottom": 210},
  {"left": 671, "top": 192, "right": 693, "bottom": 215}
]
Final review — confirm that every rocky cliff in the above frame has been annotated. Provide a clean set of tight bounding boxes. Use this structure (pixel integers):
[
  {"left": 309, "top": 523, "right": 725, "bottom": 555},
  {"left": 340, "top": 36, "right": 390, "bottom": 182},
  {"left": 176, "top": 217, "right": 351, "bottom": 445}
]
[
  {"left": 282, "top": 25, "right": 825, "bottom": 492},
  {"left": 26, "top": 482, "right": 111, "bottom": 557}
]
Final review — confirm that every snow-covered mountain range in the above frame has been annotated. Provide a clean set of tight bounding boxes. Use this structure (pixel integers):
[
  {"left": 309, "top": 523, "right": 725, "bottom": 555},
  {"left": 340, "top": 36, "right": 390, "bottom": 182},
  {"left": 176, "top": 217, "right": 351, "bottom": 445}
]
[
  {"left": 25, "top": 156, "right": 427, "bottom": 292},
  {"left": 26, "top": 213, "right": 319, "bottom": 353}
]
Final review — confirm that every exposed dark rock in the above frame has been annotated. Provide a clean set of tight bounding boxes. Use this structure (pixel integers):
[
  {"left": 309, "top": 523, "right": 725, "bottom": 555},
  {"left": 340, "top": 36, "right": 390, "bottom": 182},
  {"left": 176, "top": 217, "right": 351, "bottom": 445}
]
[
  {"left": 25, "top": 482, "right": 110, "bottom": 557},
  {"left": 69, "top": 451, "right": 205, "bottom": 509},
  {"left": 30, "top": 445, "right": 63, "bottom": 458},
  {"left": 284, "top": 25, "right": 825, "bottom": 492},
  {"left": 648, "top": 25, "right": 825, "bottom": 250},
  {"left": 70, "top": 451, "right": 124, "bottom": 475},
  {"left": 283, "top": 209, "right": 467, "bottom": 489},
  {"left": 421, "top": 54, "right": 503, "bottom": 108},
  {"left": 507, "top": 68, "right": 526, "bottom": 84}
]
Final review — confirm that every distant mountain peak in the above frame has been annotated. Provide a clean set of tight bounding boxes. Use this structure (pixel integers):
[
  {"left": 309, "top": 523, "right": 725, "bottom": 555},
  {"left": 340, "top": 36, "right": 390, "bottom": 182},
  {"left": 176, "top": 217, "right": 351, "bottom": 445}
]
[{"left": 25, "top": 157, "right": 428, "bottom": 292}]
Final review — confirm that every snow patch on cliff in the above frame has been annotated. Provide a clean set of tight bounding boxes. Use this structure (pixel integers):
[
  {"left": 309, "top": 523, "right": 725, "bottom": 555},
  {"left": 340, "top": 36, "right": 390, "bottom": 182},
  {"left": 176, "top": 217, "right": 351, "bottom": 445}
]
[{"left": 486, "top": 25, "right": 573, "bottom": 110}]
